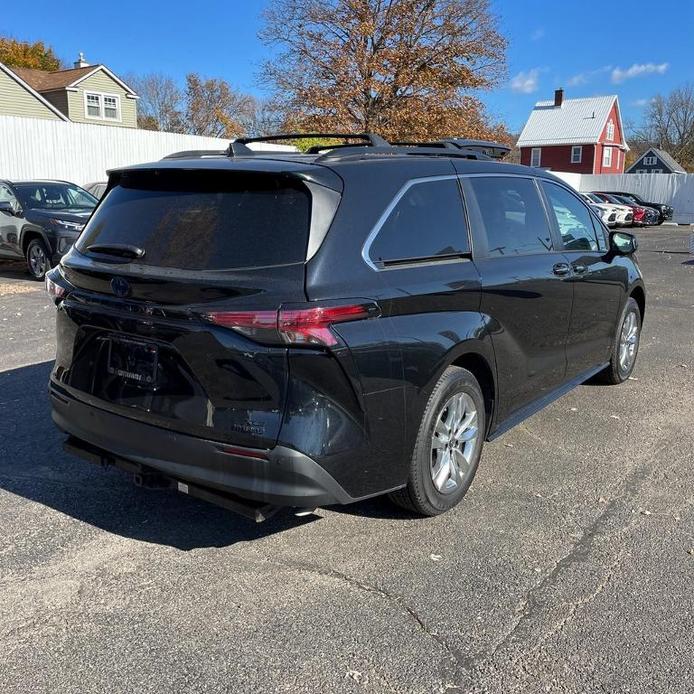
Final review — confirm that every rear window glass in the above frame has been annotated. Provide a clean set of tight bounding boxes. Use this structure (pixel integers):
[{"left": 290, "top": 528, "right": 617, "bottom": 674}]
[{"left": 76, "top": 170, "right": 311, "bottom": 270}]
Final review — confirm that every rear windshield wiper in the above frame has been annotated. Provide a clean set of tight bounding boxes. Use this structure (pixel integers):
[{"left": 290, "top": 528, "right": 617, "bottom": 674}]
[{"left": 87, "top": 243, "right": 145, "bottom": 260}]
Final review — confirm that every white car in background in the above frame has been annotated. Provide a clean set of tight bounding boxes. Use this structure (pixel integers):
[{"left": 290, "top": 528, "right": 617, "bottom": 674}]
[
  {"left": 582, "top": 192, "right": 633, "bottom": 226},
  {"left": 580, "top": 193, "right": 617, "bottom": 227}
]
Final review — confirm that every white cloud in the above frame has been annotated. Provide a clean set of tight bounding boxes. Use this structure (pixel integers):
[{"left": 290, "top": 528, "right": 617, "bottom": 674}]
[
  {"left": 510, "top": 69, "right": 540, "bottom": 94},
  {"left": 568, "top": 73, "right": 588, "bottom": 87},
  {"left": 611, "top": 63, "right": 669, "bottom": 83},
  {"left": 632, "top": 98, "right": 655, "bottom": 107},
  {"left": 567, "top": 65, "right": 612, "bottom": 87},
  {"left": 531, "top": 28, "right": 545, "bottom": 41}
]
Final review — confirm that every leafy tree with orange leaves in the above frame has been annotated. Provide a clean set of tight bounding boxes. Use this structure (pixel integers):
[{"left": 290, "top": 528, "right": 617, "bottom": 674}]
[
  {"left": 0, "top": 37, "right": 62, "bottom": 70},
  {"left": 260, "top": 0, "right": 509, "bottom": 142}
]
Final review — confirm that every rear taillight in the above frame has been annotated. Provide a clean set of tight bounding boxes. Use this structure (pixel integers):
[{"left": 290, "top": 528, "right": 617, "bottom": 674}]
[
  {"left": 45, "top": 268, "right": 70, "bottom": 303},
  {"left": 205, "top": 301, "right": 380, "bottom": 347}
]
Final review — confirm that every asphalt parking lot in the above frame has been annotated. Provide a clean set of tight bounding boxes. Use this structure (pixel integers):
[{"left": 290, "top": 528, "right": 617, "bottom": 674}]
[{"left": 1, "top": 227, "right": 692, "bottom": 694}]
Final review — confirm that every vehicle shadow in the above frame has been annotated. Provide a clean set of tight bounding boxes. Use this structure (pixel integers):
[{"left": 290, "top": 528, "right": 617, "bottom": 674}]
[
  {"left": 0, "top": 259, "right": 31, "bottom": 280},
  {"left": 0, "top": 361, "right": 318, "bottom": 551}
]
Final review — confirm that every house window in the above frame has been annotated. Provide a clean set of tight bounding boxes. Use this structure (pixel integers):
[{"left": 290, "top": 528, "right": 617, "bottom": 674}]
[
  {"left": 643, "top": 156, "right": 657, "bottom": 166},
  {"left": 603, "top": 146, "right": 613, "bottom": 168},
  {"left": 530, "top": 148, "right": 541, "bottom": 167},
  {"left": 84, "top": 92, "right": 121, "bottom": 121},
  {"left": 616, "top": 149, "right": 620, "bottom": 169},
  {"left": 606, "top": 120, "right": 615, "bottom": 141},
  {"left": 571, "top": 146, "right": 582, "bottom": 164},
  {"left": 104, "top": 96, "right": 119, "bottom": 120},
  {"left": 86, "top": 93, "right": 101, "bottom": 118}
]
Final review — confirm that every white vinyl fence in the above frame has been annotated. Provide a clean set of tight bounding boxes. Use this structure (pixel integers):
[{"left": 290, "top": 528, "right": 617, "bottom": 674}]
[
  {"left": 0, "top": 115, "right": 291, "bottom": 186},
  {"left": 553, "top": 171, "right": 694, "bottom": 224}
]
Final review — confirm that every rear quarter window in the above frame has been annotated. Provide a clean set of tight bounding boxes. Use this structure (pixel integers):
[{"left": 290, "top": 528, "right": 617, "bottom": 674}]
[{"left": 76, "top": 170, "right": 311, "bottom": 271}]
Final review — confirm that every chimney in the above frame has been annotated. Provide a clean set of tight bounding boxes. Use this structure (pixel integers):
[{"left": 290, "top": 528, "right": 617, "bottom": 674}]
[
  {"left": 73, "top": 52, "right": 90, "bottom": 69},
  {"left": 554, "top": 88, "right": 564, "bottom": 108}
]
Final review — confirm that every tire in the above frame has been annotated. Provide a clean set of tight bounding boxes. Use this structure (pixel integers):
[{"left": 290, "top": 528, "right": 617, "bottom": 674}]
[
  {"left": 25, "top": 237, "right": 52, "bottom": 281},
  {"left": 389, "top": 366, "right": 486, "bottom": 516},
  {"left": 599, "top": 297, "right": 641, "bottom": 385}
]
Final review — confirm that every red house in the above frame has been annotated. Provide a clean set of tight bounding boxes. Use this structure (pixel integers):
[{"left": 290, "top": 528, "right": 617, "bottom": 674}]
[{"left": 517, "top": 89, "right": 628, "bottom": 174}]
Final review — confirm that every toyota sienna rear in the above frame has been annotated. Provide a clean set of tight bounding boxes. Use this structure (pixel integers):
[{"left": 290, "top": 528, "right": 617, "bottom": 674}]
[{"left": 48, "top": 135, "right": 645, "bottom": 519}]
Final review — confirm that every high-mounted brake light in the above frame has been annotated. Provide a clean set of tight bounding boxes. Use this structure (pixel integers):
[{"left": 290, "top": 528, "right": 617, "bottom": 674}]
[{"left": 205, "top": 302, "right": 380, "bottom": 347}]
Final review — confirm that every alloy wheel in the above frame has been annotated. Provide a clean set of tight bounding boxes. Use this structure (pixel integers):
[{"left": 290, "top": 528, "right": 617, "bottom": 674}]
[
  {"left": 29, "top": 244, "right": 48, "bottom": 279},
  {"left": 618, "top": 310, "right": 639, "bottom": 375},
  {"left": 430, "top": 392, "right": 479, "bottom": 495}
]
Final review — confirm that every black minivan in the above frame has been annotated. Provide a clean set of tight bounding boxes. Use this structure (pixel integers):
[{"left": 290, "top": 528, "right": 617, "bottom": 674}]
[{"left": 47, "top": 135, "right": 645, "bottom": 519}]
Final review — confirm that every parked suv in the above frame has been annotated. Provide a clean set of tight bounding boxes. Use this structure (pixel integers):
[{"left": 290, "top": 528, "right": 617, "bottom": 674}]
[
  {"left": 0, "top": 180, "right": 97, "bottom": 279},
  {"left": 47, "top": 134, "right": 645, "bottom": 519}
]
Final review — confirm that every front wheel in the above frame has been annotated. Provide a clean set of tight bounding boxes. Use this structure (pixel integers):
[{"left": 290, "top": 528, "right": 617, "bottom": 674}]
[
  {"left": 25, "top": 238, "right": 52, "bottom": 281},
  {"left": 389, "top": 366, "right": 486, "bottom": 516},
  {"left": 600, "top": 297, "right": 641, "bottom": 384}
]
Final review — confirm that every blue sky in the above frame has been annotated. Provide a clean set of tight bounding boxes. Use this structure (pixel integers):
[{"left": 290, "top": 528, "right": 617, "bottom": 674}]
[{"left": 3, "top": 0, "right": 692, "bottom": 133}]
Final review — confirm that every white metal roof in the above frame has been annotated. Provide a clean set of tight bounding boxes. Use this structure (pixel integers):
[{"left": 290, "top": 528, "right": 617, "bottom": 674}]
[{"left": 517, "top": 95, "right": 627, "bottom": 149}]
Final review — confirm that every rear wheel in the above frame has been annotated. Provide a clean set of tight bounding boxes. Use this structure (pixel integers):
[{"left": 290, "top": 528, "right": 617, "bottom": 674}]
[
  {"left": 389, "top": 366, "right": 485, "bottom": 516},
  {"left": 600, "top": 297, "right": 641, "bottom": 384},
  {"left": 26, "top": 238, "right": 51, "bottom": 280}
]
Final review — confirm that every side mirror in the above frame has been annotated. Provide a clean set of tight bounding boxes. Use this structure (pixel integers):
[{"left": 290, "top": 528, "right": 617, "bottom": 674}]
[
  {"left": 610, "top": 231, "right": 638, "bottom": 255},
  {"left": 0, "top": 200, "right": 16, "bottom": 216}
]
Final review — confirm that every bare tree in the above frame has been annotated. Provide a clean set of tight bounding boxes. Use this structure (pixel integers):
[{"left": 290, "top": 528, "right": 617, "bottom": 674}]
[
  {"left": 125, "top": 72, "right": 184, "bottom": 132},
  {"left": 260, "top": 0, "right": 509, "bottom": 141},
  {"left": 631, "top": 84, "right": 694, "bottom": 170},
  {"left": 183, "top": 74, "right": 256, "bottom": 138}
]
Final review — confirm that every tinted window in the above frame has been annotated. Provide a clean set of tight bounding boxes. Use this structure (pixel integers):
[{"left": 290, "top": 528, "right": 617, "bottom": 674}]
[
  {"left": 14, "top": 183, "right": 96, "bottom": 211},
  {"left": 76, "top": 170, "right": 311, "bottom": 271},
  {"left": 369, "top": 178, "right": 468, "bottom": 266},
  {"left": 542, "top": 182, "right": 600, "bottom": 252},
  {"left": 0, "top": 184, "right": 19, "bottom": 209},
  {"left": 466, "top": 176, "right": 552, "bottom": 256}
]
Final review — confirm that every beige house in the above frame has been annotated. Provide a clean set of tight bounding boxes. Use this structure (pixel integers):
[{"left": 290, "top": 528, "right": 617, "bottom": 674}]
[
  {"left": 2, "top": 54, "right": 138, "bottom": 127},
  {"left": 0, "top": 61, "right": 68, "bottom": 120}
]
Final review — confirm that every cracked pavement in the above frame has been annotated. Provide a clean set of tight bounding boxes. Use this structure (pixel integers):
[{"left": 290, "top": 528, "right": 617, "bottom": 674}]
[{"left": 1, "top": 227, "right": 693, "bottom": 693}]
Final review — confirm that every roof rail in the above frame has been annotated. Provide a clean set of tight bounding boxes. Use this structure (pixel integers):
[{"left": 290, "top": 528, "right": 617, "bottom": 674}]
[
  {"left": 439, "top": 138, "right": 511, "bottom": 159},
  {"left": 162, "top": 149, "right": 228, "bottom": 160},
  {"left": 234, "top": 132, "right": 390, "bottom": 149},
  {"left": 313, "top": 144, "right": 494, "bottom": 163},
  {"left": 390, "top": 141, "right": 457, "bottom": 149}
]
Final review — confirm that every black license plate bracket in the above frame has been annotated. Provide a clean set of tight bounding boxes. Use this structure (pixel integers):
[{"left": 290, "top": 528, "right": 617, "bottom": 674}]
[{"left": 107, "top": 337, "right": 159, "bottom": 387}]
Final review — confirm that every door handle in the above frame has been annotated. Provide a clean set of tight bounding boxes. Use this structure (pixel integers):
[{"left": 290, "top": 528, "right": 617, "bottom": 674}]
[
  {"left": 552, "top": 262, "right": 571, "bottom": 276},
  {"left": 572, "top": 263, "right": 588, "bottom": 274}
]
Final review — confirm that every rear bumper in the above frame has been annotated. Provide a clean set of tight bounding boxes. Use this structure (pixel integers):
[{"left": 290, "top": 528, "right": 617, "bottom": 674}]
[{"left": 50, "top": 381, "right": 357, "bottom": 508}]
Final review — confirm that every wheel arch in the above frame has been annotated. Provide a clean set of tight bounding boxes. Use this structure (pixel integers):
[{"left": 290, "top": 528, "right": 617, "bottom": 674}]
[
  {"left": 449, "top": 350, "right": 497, "bottom": 438},
  {"left": 20, "top": 225, "right": 51, "bottom": 254},
  {"left": 629, "top": 284, "right": 645, "bottom": 322}
]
